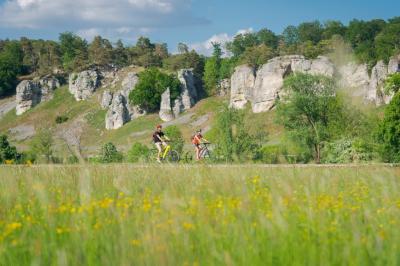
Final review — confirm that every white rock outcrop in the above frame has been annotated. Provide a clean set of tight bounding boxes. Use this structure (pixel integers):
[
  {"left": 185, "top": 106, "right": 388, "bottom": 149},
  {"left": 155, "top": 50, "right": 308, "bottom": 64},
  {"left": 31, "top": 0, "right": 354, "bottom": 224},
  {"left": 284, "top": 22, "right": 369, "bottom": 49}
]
[
  {"left": 230, "top": 54, "right": 400, "bottom": 113},
  {"left": 103, "top": 72, "right": 145, "bottom": 130},
  {"left": 101, "top": 90, "right": 113, "bottom": 109},
  {"left": 230, "top": 65, "right": 255, "bottom": 109},
  {"left": 159, "top": 88, "right": 175, "bottom": 122},
  {"left": 105, "top": 93, "right": 130, "bottom": 130},
  {"left": 158, "top": 69, "right": 201, "bottom": 121},
  {"left": 68, "top": 70, "right": 99, "bottom": 101},
  {"left": 16, "top": 77, "right": 60, "bottom": 115}
]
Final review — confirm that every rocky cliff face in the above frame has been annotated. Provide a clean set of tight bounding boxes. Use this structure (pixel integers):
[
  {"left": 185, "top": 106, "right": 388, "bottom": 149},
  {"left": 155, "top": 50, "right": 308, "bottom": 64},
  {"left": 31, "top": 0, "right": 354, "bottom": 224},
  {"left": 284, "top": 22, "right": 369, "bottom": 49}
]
[
  {"left": 103, "top": 71, "right": 145, "bottom": 130},
  {"left": 158, "top": 69, "right": 201, "bottom": 122},
  {"left": 68, "top": 70, "right": 100, "bottom": 101},
  {"left": 230, "top": 54, "right": 400, "bottom": 113},
  {"left": 16, "top": 77, "right": 60, "bottom": 115}
]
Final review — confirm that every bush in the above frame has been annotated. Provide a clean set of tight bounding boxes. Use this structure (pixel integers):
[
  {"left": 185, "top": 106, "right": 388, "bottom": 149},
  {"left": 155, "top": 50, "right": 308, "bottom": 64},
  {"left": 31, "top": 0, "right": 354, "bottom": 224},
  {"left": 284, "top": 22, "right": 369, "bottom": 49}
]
[
  {"left": 55, "top": 115, "right": 69, "bottom": 124},
  {"left": 129, "top": 68, "right": 181, "bottom": 112},
  {"left": 127, "top": 143, "right": 150, "bottom": 163},
  {"left": 31, "top": 129, "right": 54, "bottom": 163},
  {"left": 377, "top": 92, "right": 400, "bottom": 162},
  {"left": 164, "top": 126, "right": 184, "bottom": 154},
  {"left": 0, "top": 135, "right": 19, "bottom": 164},
  {"left": 322, "top": 138, "right": 375, "bottom": 163},
  {"left": 99, "top": 142, "right": 123, "bottom": 163},
  {"left": 256, "top": 145, "right": 281, "bottom": 164}
]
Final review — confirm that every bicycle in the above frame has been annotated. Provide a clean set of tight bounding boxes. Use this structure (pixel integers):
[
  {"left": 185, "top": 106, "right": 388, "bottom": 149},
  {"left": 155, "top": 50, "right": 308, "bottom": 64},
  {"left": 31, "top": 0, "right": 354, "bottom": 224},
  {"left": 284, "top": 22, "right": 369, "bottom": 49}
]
[
  {"left": 150, "top": 140, "right": 180, "bottom": 163},
  {"left": 184, "top": 142, "right": 213, "bottom": 162}
]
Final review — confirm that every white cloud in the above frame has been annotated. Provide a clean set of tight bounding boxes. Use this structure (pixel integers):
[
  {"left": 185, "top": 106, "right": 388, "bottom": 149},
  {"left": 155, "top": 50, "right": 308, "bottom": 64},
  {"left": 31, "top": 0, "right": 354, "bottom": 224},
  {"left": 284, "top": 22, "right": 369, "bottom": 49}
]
[
  {"left": 0, "top": 0, "right": 207, "bottom": 39},
  {"left": 189, "top": 28, "right": 253, "bottom": 57}
]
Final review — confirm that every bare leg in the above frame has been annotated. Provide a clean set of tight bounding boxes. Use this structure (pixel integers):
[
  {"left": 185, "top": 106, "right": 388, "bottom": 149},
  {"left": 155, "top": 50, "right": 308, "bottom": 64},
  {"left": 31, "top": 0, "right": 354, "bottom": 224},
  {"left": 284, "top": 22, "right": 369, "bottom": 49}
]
[{"left": 156, "top": 143, "right": 162, "bottom": 162}]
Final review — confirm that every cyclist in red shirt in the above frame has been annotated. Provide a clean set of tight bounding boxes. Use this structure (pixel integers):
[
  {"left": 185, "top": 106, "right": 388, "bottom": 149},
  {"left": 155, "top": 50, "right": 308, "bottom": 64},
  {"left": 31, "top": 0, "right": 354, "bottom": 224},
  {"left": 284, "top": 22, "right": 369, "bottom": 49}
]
[{"left": 192, "top": 129, "right": 208, "bottom": 160}]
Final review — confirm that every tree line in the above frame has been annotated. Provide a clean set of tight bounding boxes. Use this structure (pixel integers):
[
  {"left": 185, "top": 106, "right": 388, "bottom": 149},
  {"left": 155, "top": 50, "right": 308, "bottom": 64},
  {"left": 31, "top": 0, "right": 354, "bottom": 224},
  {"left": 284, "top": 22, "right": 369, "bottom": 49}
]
[{"left": 1, "top": 17, "right": 400, "bottom": 97}]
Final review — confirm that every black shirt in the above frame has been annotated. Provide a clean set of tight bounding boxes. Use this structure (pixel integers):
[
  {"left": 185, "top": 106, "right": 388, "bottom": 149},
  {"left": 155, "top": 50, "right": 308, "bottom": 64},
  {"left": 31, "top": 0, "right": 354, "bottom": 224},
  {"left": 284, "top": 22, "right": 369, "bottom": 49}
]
[{"left": 153, "top": 131, "right": 164, "bottom": 143}]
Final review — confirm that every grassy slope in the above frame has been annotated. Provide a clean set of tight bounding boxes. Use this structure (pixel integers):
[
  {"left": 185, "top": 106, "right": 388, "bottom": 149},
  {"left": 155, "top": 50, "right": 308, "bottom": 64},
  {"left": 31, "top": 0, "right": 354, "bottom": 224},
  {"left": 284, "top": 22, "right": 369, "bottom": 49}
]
[{"left": 0, "top": 84, "right": 283, "bottom": 157}]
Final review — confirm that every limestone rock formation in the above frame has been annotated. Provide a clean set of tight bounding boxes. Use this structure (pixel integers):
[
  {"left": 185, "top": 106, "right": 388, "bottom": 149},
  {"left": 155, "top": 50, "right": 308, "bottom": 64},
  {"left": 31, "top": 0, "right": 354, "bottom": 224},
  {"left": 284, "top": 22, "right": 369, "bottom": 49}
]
[
  {"left": 101, "top": 90, "right": 113, "bottom": 109},
  {"left": 105, "top": 93, "right": 130, "bottom": 130},
  {"left": 159, "top": 88, "right": 175, "bottom": 122},
  {"left": 230, "top": 65, "right": 255, "bottom": 109},
  {"left": 177, "top": 69, "right": 198, "bottom": 110},
  {"left": 102, "top": 72, "right": 145, "bottom": 129},
  {"left": 16, "top": 81, "right": 41, "bottom": 115},
  {"left": 68, "top": 70, "right": 99, "bottom": 101},
  {"left": 16, "top": 77, "right": 60, "bottom": 115},
  {"left": 230, "top": 54, "right": 400, "bottom": 113},
  {"left": 217, "top": 78, "right": 230, "bottom": 96}
]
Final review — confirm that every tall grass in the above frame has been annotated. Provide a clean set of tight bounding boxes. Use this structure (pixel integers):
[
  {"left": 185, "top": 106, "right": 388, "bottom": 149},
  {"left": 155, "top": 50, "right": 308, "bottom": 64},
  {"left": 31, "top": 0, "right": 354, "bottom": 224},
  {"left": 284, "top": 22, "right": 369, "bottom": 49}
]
[{"left": 0, "top": 165, "right": 399, "bottom": 265}]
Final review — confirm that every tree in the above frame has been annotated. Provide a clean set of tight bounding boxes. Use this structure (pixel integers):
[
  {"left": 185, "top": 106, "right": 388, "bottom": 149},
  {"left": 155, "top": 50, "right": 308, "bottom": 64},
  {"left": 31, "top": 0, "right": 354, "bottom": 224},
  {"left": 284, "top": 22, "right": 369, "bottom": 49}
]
[
  {"left": 59, "top": 32, "right": 88, "bottom": 71},
  {"left": 212, "top": 105, "right": 259, "bottom": 162},
  {"left": 0, "top": 135, "right": 19, "bottom": 164},
  {"left": 239, "top": 44, "right": 274, "bottom": 68},
  {"left": 375, "top": 22, "right": 400, "bottom": 63},
  {"left": 226, "top": 33, "right": 258, "bottom": 58},
  {"left": 203, "top": 43, "right": 223, "bottom": 95},
  {"left": 177, "top": 43, "right": 189, "bottom": 54},
  {"left": 163, "top": 50, "right": 204, "bottom": 79},
  {"left": 276, "top": 73, "right": 343, "bottom": 163},
  {"left": 323, "top": 20, "right": 346, "bottom": 39},
  {"left": 88, "top": 36, "right": 113, "bottom": 66},
  {"left": 384, "top": 73, "right": 400, "bottom": 94},
  {"left": 129, "top": 68, "right": 181, "bottom": 112},
  {"left": 297, "top": 21, "right": 323, "bottom": 44},
  {"left": 0, "top": 42, "right": 23, "bottom": 97},
  {"left": 100, "top": 142, "right": 123, "bottom": 163},
  {"left": 257, "top": 28, "right": 279, "bottom": 49},
  {"left": 282, "top": 25, "right": 299, "bottom": 45},
  {"left": 113, "top": 40, "right": 128, "bottom": 67},
  {"left": 31, "top": 129, "right": 54, "bottom": 163},
  {"left": 377, "top": 92, "right": 400, "bottom": 162}
]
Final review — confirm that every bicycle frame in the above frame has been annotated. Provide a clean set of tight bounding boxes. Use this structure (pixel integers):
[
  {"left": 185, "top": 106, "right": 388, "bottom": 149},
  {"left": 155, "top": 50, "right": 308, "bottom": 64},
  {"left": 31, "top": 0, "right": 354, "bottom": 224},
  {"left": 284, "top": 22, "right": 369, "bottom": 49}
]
[{"left": 161, "top": 144, "right": 171, "bottom": 159}]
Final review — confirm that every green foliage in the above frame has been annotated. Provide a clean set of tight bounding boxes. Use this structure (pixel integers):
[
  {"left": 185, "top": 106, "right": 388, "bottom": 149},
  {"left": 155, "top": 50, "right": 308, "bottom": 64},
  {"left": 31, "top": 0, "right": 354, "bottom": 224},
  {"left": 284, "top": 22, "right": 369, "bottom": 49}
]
[
  {"left": 203, "top": 57, "right": 219, "bottom": 96},
  {"left": 377, "top": 92, "right": 400, "bottom": 162},
  {"left": 0, "top": 135, "right": 19, "bottom": 164},
  {"left": 239, "top": 44, "right": 275, "bottom": 68},
  {"left": 322, "top": 138, "right": 374, "bottom": 163},
  {"left": 162, "top": 50, "right": 204, "bottom": 79},
  {"left": 88, "top": 36, "right": 113, "bottom": 66},
  {"left": 297, "top": 21, "right": 324, "bottom": 44},
  {"left": 99, "top": 142, "right": 123, "bottom": 163},
  {"left": 59, "top": 32, "right": 88, "bottom": 71},
  {"left": 55, "top": 115, "right": 69, "bottom": 124},
  {"left": 164, "top": 125, "right": 184, "bottom": 154},
  {"left": 384, "top": 73, "right": 400, "bottom": 94},
  {"left": 31, "top": 129, "right": 54, "bottom": 163},
  {"left": 212, "top": 106, "right": 259, "bottom": 162},
  {"left": 276, "top": 73, "right": 344, "bottom": 163},
  {"left": 255, "top": 145, "right": 282, "bottom": 164},
  {"left": 129, "top": 68, "right": 181, "bottom": 112},
  {"left": 0, "top": 42, "right": 23, "bottom": 96},
  {"left": 127, "top": 143, "right": 150, "bottom": 163}
]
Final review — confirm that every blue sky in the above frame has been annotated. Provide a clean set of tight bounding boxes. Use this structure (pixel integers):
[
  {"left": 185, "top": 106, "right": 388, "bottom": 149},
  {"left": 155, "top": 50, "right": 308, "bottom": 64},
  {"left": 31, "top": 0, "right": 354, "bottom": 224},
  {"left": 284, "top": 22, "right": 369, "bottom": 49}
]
[{"left": 0, "top": 0, "right": 399, "bottom": 55}]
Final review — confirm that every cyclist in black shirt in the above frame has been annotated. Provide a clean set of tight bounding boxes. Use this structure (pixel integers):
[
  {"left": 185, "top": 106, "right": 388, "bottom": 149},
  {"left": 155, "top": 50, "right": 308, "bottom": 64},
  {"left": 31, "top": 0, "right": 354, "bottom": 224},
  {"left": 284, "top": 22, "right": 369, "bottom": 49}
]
[{"left": 153, "top": 125, "right": 169, "bottom": 162}]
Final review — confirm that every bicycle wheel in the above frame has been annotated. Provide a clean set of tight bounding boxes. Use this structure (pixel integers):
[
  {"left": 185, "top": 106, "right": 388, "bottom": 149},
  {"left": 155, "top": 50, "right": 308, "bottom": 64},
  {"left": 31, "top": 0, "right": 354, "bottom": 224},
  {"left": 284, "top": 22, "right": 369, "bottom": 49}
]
[
  {"left": 167, "top": 150, "right": 180, "bottom": 163},
  {"left": 201, "top": 149, "right": 213, "bottom": 162}
]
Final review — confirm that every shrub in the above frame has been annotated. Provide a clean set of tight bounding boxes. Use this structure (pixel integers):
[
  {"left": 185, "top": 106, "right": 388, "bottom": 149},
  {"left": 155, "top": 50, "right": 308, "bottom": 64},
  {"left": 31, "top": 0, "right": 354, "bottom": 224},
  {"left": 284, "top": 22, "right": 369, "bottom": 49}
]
[
  {"left": 0, "top": 135, "right": 19, "bottom": 164},
  {"left": 31, "top": 129, "right": 54, "bottom": 163},
  {"left": 256, "top": 145, "right": 281, "bottom": 164},
  {"left": 322, "top": 138, "right": 374, "bottom": 163},
  {"left": 164, "top": 126, "right": 184, "bottom": 154},
  {"left": 377, "top": 92, "right": 400, "bottom": 162},
  {"left": 55, "top": 115, "right": 69, "bottom": 124},
  {"left": 99, "top": 142, "right": 123, "bottom": 163},
  {"left": 127, "top": 143, "right": 150, "bottom": 163}
]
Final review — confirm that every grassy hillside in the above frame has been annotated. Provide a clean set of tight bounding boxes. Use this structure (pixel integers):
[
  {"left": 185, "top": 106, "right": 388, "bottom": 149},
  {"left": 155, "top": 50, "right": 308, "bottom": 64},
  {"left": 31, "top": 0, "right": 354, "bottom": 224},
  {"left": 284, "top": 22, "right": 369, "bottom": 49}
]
[{"left": 0, "top": 83, "right": 282, "bottom": 159}]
